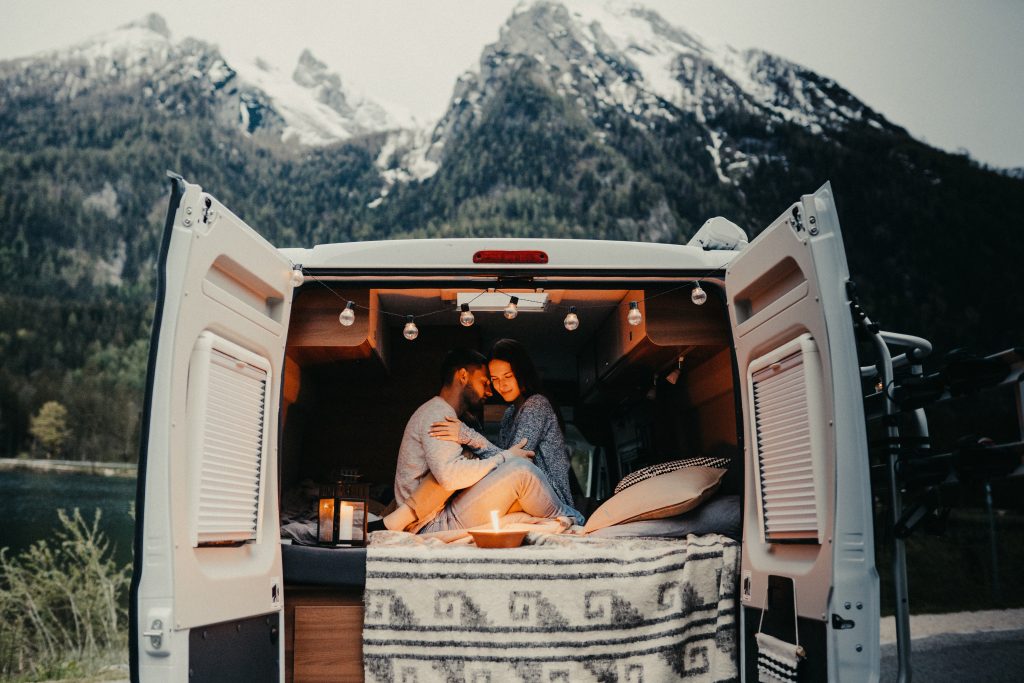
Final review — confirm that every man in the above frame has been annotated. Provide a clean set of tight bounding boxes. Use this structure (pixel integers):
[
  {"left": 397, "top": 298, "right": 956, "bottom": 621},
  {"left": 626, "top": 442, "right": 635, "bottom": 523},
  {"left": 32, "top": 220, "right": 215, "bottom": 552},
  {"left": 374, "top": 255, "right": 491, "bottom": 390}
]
[{"left": 391, "top": 348, "right": 579, "bottom": 533}]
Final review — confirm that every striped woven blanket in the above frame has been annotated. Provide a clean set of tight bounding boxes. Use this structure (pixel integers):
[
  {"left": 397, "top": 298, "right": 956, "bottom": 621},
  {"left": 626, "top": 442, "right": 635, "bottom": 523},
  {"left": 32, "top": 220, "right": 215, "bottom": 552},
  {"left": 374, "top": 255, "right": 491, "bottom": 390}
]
[{"left": 363, "top": 532, "right": 739, "bottom": 682}]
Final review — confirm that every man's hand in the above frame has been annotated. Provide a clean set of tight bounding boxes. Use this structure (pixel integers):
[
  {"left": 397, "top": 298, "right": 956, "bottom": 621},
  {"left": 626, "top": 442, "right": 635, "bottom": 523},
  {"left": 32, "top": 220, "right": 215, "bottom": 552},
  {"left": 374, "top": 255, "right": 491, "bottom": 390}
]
[
  {"left": 428, "top": 415, "right": 465, "bottom": 443},
  {"left": 505, "top": 438, "right": 535, "bottom": 460}
]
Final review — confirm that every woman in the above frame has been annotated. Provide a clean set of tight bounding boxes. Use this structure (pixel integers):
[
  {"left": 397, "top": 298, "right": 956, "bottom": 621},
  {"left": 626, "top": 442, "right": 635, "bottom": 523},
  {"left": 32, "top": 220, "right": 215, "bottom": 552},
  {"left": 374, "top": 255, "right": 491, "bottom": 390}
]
[{"left": 430, "top": 338, "right": 583, "bottom": 524}]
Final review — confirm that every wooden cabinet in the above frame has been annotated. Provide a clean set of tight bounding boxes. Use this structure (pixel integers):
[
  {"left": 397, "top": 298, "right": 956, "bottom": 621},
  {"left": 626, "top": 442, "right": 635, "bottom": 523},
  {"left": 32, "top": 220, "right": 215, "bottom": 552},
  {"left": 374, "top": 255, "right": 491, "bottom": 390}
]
[
  {"left": 285, "top": 588, "right": 364, "bottom": 683},
  {"left": 580, "top": 288, "right": 729, "bottom": 401},
  {"left": 287, "top": 289, "right": 388, "bottom": 368}
]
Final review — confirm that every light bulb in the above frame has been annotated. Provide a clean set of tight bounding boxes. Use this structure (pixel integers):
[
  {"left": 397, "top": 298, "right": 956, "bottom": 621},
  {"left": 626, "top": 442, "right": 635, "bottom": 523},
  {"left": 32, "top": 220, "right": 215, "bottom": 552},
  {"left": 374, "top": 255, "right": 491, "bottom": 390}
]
[
  {"left": 459, "top": 303, "right": 475, "bottom": 327},
  {"left": 289, "top": 267, "right": 304, "bottom": 287},
  {"left": 504, "top": 296, "right": 519, "bottom": 320},
  {"left": 627, "top": 301, "right": 642, "bottom": 326},
  {"left": 563, "top": 306, "right": 579, "bottom": 331},
  {"left": 338, "top": 301, "right": 355, "bottom": 327},
  {"left": 403, "top": 315, "right": 419, "bottom": 340},
  {"left": 665, "top": 356, "right": 684, "bottom": 385},
  {"left": 691, "top": 283, "right": 708, "bottom": 306}
]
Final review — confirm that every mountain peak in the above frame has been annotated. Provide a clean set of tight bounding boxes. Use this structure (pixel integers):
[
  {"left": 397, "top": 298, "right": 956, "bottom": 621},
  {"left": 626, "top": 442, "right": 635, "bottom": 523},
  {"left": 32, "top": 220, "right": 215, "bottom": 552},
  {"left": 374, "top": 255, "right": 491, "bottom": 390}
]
[
  {"left": 297, "top": 48, "right": 325, "bottom": 71},
  {"left": 117, "top": 12, "right": 171, "bottom": 39},
  {"left": 292, "top": 48, "right": 341, "bottom": 91},
  {"left": 399, "top": 0, "right": 893, "bottom": 187}
]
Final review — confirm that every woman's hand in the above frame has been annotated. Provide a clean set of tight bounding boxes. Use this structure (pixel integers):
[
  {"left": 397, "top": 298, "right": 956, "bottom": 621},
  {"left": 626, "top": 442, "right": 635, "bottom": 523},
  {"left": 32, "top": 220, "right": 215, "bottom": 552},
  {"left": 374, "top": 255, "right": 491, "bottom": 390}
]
[
  {"left": 504, "top": 438, "right": 535, "bottom": 461},
  {"left": 429, "top": 415, "right": 466, "bottom": 443}
]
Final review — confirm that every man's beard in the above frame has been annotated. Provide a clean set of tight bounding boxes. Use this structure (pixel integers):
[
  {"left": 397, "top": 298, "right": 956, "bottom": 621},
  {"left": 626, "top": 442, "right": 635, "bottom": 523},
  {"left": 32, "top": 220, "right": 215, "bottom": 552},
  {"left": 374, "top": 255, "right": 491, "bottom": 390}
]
[{"left": 462, "top": 384, "right": 484, "bottom": 412}]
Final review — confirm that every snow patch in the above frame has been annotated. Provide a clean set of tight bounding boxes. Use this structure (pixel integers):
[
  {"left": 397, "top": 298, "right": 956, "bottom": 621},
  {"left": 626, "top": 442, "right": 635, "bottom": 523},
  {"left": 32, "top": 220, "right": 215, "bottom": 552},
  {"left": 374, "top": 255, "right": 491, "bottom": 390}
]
[
  {"left": 229, "top": 53, "right": 403, "bottom": 145},
  {"left": 376, "top": 127, "right": 441, "bottom": 183},
  {"left": 706, "top": 130, "right": 731, "bottom": 184}
]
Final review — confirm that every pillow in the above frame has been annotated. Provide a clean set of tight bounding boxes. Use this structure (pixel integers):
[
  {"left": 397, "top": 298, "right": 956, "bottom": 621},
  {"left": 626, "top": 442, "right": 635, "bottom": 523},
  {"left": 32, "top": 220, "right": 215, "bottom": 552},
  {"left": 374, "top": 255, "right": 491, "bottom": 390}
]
[
  {"left": 583, "top": 466, "right": 727, "bottom": 534},
  {"left": 613, "top": 457, "right": 731, "bottom": 495},
  {"left": 588, "top": 494, "right": 741, "bottom": 541}
]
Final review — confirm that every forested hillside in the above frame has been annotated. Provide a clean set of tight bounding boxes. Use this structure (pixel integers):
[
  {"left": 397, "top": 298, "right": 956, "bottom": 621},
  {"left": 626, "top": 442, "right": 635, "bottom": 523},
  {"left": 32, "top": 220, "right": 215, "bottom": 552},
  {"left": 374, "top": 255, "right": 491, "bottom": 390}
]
[{"left": 0, "top": 3, "right": 1021, "bottom": 462}]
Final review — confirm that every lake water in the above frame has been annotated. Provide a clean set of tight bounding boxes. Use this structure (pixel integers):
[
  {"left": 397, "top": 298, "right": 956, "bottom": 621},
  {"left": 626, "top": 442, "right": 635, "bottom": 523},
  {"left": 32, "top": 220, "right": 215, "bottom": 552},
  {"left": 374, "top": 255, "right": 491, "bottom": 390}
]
[{"left": 0, "top": 469, "right": 137, "bottom": 567}]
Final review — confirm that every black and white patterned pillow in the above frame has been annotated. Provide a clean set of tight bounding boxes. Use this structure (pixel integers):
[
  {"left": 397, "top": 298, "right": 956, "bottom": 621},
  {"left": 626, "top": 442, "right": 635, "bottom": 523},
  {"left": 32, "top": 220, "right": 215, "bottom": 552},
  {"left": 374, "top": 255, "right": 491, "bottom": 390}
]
[{"left": 613, "top": 457, "right": 731, "bottom": 495}]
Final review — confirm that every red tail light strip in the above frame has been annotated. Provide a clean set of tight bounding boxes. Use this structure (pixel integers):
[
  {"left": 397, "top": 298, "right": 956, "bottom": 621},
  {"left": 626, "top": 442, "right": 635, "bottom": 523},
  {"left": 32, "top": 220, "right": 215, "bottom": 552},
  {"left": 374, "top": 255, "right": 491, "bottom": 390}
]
[{"left": 472, "top": 250, "right": 549, "bottom": 264}]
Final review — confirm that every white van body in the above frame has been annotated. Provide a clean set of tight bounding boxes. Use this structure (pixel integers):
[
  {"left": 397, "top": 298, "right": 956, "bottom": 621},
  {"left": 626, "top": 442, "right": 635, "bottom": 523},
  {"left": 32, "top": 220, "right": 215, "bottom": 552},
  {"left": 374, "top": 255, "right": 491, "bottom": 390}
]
[{"left": 131, "top": 175, "right": 879, "bottom": 681}]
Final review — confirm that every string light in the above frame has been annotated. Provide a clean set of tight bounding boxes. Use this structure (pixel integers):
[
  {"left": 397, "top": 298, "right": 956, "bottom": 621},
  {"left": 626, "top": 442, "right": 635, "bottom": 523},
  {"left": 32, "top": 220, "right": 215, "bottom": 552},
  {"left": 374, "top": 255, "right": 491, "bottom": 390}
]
[
  {"left": 459, "top": 303, "right": 475, "bottom": 327},
  {"left": 627, "top": 301, "right": 643, "bottom": 326},
  {"left": 563, "top": 306, "right": 579, "bottom": 331},
  {"left": 338, "top": 301, "right": 356, "bottom": 327},
  {"left": 504, "top": 296, "right": 519, "bottom": 320},
  {"left": 297, "top": 265, "right": 718, "bottom": 339},
  {"left": 403, "top": 315, "right": 419, "bottom": 340},
  {"left": 691, "top": 282, "right": 708, "bottom": 306}
]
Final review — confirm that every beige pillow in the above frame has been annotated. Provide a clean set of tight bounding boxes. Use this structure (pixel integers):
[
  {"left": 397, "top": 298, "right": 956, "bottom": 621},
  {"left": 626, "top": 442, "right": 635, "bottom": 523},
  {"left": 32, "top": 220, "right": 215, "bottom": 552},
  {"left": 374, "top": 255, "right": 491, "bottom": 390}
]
[
  {"left": 583, "top": 466, "right": 727, "bottom": 534},
  {"left": 613, "top": 457, "right": 731, "bottom": 495}
]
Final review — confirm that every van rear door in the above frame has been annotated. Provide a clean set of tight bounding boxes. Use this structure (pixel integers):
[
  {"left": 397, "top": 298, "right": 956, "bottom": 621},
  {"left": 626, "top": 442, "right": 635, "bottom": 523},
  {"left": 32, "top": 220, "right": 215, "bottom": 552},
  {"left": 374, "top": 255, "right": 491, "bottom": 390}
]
[
  {"left": 131, "top": 175, "right": 294, "bottom": 682},
  {"left": 726, "top": 183, "right": 878, "bottom": 681}
]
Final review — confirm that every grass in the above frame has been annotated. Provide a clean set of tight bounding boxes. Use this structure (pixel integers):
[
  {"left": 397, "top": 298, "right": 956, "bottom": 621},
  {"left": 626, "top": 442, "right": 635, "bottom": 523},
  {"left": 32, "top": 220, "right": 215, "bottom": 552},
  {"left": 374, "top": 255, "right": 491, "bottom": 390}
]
[{"left": 0, "top": 510, "right": 131, "bottom": 682}]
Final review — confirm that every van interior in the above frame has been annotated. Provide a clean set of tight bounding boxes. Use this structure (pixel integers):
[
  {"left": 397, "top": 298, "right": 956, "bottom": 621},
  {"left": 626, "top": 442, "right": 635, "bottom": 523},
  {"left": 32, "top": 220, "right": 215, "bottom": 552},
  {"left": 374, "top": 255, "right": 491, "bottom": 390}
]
[
  {"left": 277, "top": 279, "right": 746, "bottom": 680},
  {"left": 281, "top": 282, "right": 739, "bottom": 510}
]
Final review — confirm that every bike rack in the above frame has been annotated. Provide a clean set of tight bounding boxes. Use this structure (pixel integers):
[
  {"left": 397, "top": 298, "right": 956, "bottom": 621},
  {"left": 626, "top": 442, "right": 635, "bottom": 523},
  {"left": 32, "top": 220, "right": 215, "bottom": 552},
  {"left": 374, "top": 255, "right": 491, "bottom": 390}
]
[{"left": 857, "top": 321, "right": 1024, "bottom": 683}]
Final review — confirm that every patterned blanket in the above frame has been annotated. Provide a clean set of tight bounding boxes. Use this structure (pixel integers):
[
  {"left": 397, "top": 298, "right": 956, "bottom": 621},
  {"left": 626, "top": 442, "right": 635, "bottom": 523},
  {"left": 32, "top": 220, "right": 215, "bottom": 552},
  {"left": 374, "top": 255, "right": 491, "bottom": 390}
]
[{"left": 363, "top": 531, "right": 739, "bottom": 682}]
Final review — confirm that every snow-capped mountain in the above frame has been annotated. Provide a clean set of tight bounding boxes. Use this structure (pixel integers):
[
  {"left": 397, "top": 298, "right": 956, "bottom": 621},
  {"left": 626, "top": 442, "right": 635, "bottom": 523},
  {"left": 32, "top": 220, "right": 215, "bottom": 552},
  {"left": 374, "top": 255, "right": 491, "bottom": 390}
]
[
  {"left": 401, "top": 0, "right": 898, "bottom": 184},
  {"left": 230, "top": 49, "right": 406, "bottom": 145},
  {"left": 0, "top": 2, "right": 903, "bottom": 186},
  {"left": 0, "top": 0, "right": 1020, "bottom": 360},
  {"left": 0, "top": 13, "right": 404, "bottom": 146}
]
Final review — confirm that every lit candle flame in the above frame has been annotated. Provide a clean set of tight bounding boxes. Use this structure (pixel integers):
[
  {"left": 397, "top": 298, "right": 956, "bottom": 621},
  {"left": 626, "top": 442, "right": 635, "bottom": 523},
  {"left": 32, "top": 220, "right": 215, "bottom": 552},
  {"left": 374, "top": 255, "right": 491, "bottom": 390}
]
[{"left": 490, "top": 510, "right": 500, "bottom": 531}]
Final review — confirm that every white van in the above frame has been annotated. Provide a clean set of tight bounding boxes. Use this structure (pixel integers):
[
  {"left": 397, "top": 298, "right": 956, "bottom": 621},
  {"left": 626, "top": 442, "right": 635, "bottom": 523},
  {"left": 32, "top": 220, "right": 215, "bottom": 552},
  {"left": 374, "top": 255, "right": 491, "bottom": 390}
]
[{"left": 131, "top": 174, "right": 885, "bottom": 681}]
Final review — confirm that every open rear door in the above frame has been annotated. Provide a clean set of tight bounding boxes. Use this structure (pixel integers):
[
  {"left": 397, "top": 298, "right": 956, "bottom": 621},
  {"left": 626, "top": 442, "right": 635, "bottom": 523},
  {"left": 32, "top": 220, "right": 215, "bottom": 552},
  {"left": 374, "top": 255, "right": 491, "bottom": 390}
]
[
  {"left": 727, "top": 183, "right": 878, "bottom": 681},
  {"left": 131, "top": 175, "right": 294, "bottom": 682}
]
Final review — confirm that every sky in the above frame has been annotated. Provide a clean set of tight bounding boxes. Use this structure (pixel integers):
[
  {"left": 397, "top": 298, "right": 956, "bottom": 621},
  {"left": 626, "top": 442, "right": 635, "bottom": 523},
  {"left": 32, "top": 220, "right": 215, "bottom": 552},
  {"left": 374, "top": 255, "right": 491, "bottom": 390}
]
[{"left": 2, "top": 0, "right": 1022, "bottom": 169}]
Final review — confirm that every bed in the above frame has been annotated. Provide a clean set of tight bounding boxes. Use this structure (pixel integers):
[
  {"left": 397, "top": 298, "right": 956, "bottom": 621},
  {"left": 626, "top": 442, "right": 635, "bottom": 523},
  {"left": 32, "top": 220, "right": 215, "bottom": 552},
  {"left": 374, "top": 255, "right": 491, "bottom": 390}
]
[{"left": 362, "top": 530, "right": 739, "bottom": 682}]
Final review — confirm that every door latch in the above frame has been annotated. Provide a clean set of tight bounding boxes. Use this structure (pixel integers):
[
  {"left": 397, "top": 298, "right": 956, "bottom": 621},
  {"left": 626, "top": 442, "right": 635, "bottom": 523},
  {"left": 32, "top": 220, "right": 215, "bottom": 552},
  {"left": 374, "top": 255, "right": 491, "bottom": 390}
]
[
  {"left": 789, "top": 205, "right": 804, "bottom": 233},
  {"left": 143, "top": 608, "right": 172, "bottom": 657},
  {"left": 143, "top": 620, "right": 164, "bottom": 649},
  {"left": 831, "top": 613, "right": 856, "bottom": 630}
]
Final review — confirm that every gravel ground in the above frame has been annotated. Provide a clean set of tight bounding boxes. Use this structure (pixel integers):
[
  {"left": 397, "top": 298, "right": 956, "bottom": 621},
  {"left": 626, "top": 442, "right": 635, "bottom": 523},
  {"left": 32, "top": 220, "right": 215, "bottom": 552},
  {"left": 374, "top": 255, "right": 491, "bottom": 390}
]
[
  {"left": 880, "top": 609, "right": 1024, "bottom": 682},
  {"left": 880, "top": 607, "right": 1024, "bottom": 643}
]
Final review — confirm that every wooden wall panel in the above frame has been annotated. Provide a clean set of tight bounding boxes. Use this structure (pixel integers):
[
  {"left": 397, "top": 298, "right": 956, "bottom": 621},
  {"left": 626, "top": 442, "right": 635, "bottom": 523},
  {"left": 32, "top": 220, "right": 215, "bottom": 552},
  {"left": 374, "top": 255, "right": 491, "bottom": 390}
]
[
  {"left": 293, "top": 606, "right": 364, "bottom": 682},
  {"left": 286, "top": 588, "right": 364, "bottom": 683}
]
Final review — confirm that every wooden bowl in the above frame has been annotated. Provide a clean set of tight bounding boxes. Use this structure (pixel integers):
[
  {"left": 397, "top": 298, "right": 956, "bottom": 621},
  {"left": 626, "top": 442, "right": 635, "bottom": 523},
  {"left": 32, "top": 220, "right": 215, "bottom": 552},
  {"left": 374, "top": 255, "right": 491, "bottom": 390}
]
[{"left": 468, "top": 528, "right": 528, "bottom": 548}]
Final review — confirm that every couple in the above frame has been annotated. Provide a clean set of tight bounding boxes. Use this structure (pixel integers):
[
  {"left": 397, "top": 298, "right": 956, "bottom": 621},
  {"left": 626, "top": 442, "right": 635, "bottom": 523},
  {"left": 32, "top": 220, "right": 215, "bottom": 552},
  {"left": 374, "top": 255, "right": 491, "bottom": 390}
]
[{"left": 377, "top": 339, "right": 584, "bottom": 534}]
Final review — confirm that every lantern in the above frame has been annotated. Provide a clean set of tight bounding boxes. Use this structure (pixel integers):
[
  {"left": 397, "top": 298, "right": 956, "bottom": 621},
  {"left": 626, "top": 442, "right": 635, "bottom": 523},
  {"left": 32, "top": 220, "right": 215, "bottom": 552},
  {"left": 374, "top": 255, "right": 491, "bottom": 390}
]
[{"left": 317, "top": 472, "right": 369, "bottom": 546}]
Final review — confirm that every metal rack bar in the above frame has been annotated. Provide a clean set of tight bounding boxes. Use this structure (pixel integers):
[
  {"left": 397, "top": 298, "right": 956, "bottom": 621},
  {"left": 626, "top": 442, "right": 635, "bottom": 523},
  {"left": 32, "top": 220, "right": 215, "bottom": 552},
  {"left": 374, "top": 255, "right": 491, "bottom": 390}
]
[{"left": 867, "top": 320, "right": 913, "bottom": 683}]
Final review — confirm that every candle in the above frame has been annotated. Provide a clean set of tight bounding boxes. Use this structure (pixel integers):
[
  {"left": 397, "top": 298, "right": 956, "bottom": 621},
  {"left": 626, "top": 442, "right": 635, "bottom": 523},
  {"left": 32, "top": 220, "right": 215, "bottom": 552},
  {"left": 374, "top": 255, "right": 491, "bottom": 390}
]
[
  {"left": 318, "top": 499, "right": 334, "bottom": 543},
  {"left": 338, "top": 503, "right": 354, "bottom": 541},
  {"left": 490, "top": 509, "right": 500, "bottom": 531}
]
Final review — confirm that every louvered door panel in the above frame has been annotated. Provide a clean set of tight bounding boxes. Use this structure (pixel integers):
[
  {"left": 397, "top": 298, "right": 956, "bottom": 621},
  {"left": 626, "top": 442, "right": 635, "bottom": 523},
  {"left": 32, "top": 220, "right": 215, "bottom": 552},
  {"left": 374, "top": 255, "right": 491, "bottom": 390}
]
[
  {"left": 749, "top": 334, "right": 825, "bottom": 543},
  {"left": 188, "top": 332, "right": 271, "bottom": 546}
]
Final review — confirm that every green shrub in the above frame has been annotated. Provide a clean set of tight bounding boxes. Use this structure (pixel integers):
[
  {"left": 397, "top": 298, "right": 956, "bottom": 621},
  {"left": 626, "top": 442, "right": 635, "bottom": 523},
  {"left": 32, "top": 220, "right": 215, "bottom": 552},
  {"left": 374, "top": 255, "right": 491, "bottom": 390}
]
[{"left": 0, "top": 509, "right": 131, "bottom": 680}]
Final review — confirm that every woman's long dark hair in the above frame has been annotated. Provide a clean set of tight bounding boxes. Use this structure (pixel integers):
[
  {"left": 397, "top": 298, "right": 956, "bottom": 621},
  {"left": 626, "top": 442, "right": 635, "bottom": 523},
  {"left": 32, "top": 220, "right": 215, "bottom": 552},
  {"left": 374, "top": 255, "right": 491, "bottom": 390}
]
[{"left": 489, "top": 338, "right": 564, "bottom": 433}]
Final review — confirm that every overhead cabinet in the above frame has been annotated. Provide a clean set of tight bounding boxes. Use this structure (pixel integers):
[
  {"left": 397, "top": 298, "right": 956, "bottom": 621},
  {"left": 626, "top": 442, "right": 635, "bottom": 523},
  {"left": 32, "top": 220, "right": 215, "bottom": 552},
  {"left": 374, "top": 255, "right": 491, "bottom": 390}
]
[
  {"left": 579, "top": 288, "right": 730, "bottom": 400},
  {"left": 286, "top": 289, "right": 389, "bottom": 368}
]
